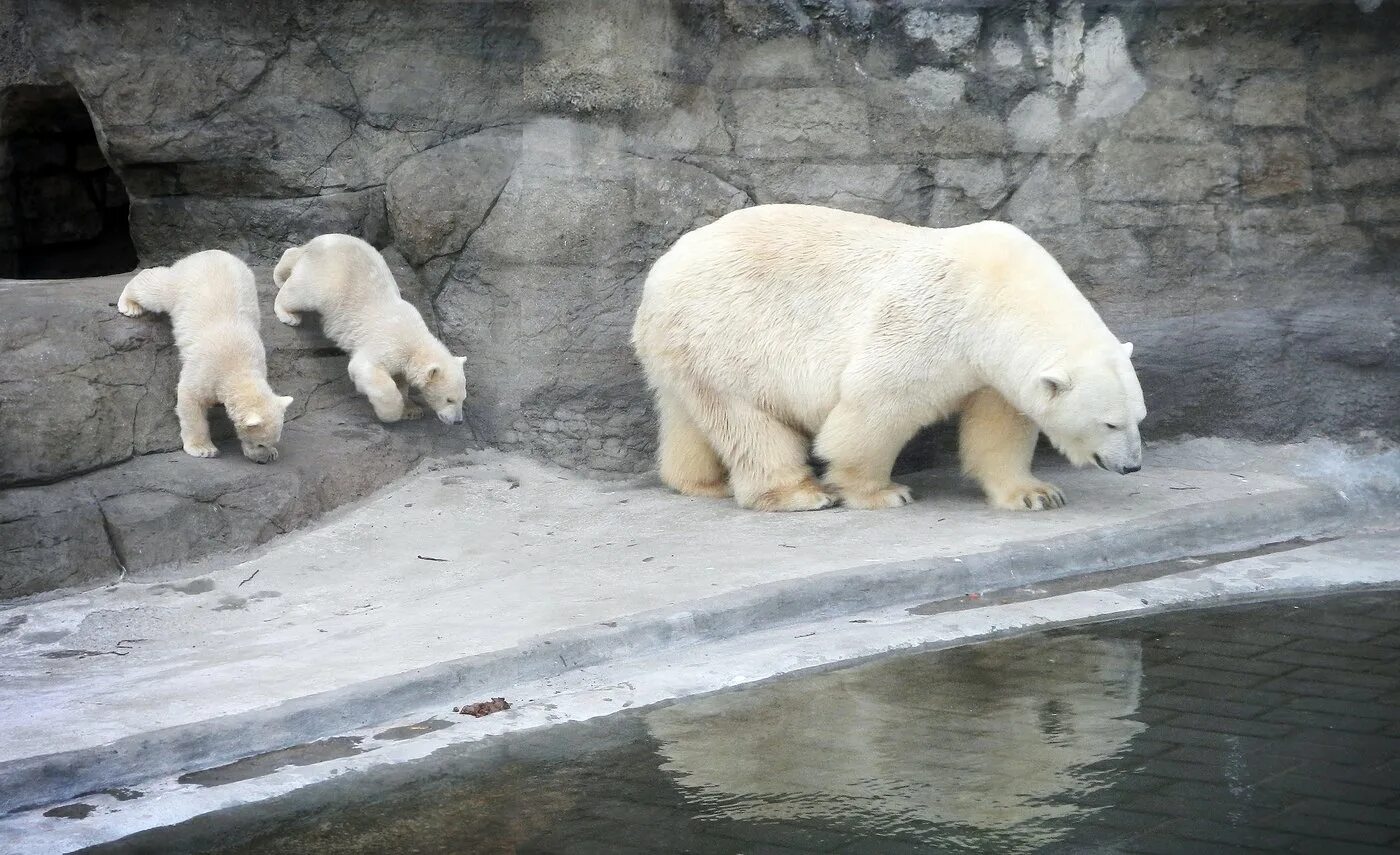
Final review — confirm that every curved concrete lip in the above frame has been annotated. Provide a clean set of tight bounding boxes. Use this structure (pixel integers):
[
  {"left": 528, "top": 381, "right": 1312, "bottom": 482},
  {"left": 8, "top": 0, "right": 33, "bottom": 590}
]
[
  {"left": 0, "top": 439, "right": 1396, "bottom": 852},
  {"left": 6, "top": 532, "right": 1398, "bottom": 854}
]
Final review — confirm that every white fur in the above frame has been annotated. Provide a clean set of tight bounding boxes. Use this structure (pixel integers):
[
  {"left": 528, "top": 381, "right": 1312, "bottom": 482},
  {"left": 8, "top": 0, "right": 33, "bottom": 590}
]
[
  {"left": 632, "top": 204, "right": 1146, "bottom": 512},
  {"left": 272, "top": 234, "right": 468, "bottom": 425},
  {"left": 117, "top": 250, "right": 293, "bottom": 462}
]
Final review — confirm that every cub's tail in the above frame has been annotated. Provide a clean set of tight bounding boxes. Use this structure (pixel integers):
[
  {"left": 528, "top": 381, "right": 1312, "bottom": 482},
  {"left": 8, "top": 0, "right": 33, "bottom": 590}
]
[{"left": 273, "top": 245, "right": 306, "bottom": 287}]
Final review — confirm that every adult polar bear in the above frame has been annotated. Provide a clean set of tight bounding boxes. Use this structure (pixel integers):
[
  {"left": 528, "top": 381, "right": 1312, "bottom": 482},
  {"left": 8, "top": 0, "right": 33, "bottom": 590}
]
[{"left": 632, "top": 205, "right": 1145, "bottom": 512}]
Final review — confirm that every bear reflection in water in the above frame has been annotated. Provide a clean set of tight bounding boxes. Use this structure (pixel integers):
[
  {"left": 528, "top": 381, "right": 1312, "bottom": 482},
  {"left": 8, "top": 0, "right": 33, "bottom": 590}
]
[{"left": 647, "top": 634, "right": 1144, "bottom": 847}]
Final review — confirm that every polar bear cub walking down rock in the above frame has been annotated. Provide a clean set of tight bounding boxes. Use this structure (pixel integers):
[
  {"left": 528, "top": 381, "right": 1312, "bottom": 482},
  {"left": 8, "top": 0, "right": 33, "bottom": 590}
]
[
  {"left": 632, "top": 204, "right": 1146, "bottom": 512},
  {"left": 273, "top": 234, "right": 467, "bottom": 425},
  {"left": 117, "top": 250, "right": 293, "bottom": 463}
]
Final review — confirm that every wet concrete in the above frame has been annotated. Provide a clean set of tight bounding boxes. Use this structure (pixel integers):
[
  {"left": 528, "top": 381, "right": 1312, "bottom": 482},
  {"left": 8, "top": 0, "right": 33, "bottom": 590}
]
[
  {"left": 177, "top": 739, "right": 366, "bottom": 789},
  {"left": 908, "top": 535, "right": 1337, "bottom": 616},
  {"left": 81, "top": 591, "right": 1400, "bottom": 854},
  {"left": 371, "top": 719, "right": 455, "bottom": 742}
]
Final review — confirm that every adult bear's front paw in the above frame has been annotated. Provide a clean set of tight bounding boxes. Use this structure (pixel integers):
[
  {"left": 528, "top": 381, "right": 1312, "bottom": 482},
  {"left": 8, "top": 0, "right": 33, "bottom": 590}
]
[
  {"left": 838, "top": 482, "right": 914, "bottom": 510},
  {"left": 749, "top": 478, "right": 838, "bottom": 512},
  {"left": 992, "top": 481, "right": 1066, "bottom": 511}
]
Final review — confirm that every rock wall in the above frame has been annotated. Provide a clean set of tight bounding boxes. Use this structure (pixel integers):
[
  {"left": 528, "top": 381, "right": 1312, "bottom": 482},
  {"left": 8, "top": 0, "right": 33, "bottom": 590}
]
[{"left": 3, "top": 0, "right": 1398, "bottom": 482}]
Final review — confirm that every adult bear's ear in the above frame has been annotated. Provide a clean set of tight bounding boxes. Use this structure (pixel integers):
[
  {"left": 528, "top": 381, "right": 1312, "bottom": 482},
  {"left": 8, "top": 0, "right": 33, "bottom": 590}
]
[
  {"left": 1122, "top": 341, "right": 1134, "bottom": 358},
  {"left": 457, "top": 355, "right": 468, "bottom": 368},
  {"left": 277, "top": 395, "right": 294, "bottom": 410},
  {"left": 1040, "top": 369, "right": 1072, "bottom": 399}
]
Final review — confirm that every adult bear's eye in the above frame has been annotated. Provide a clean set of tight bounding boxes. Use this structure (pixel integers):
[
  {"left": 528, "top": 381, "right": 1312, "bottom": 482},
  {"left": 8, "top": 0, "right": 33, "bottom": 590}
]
[{"left": 1104, "top": 422, "right": 1121, "bottom": 430}]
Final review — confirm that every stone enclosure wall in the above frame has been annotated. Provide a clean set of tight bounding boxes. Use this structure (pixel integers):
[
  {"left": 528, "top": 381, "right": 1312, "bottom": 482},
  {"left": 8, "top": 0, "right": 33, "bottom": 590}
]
[{"left": 0, "top": 0, "right": 1397, "bottom": 592}]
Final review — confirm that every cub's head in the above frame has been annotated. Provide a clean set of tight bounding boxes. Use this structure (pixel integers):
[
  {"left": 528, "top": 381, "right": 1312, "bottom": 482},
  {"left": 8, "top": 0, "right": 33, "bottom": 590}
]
[
  {"left": 234, "top": 394, "right": 294, "bottom": 463},
  {"left": 408, "top": 351, "right": 469, "bottom": 425},
  {"left": 1032, "top": 342, "right": 1146, "bottom": 474}
]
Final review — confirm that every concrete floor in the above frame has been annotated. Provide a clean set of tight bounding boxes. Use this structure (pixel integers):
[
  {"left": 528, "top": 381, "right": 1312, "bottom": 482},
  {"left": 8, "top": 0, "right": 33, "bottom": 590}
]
[{"left": 0, "top": 439, "right": 1395, "bottom": 848}]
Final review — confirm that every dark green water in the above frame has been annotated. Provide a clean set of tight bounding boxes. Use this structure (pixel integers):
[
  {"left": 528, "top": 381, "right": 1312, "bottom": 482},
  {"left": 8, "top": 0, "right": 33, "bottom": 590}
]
[{"left": 92, "top": 591, "right": 1400, "bottom": 855}]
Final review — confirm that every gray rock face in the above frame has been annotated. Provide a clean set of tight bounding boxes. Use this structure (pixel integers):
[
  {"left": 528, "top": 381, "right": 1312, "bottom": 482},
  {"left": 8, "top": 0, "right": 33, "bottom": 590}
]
[
  {"left": 0, "top": 410, "right": 455, "bottom": 599},
  {"left": 1, "top": 0, "right": 1398, "bottom": 597},
  {"left": 1, "top": 275, "right": 179, "bottom": 486},
  {"left": 425, "top": 119, "right": 750, "bottom": 470}
]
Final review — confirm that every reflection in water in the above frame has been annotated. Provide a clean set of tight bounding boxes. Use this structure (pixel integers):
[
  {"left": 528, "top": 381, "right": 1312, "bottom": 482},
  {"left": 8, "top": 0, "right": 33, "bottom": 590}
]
[
  {"left": 88, "top": 593, "right": 1400, "bottom": 855},
  {"left": 647, "top": 634, "right": 1144, "bottom": 850}
]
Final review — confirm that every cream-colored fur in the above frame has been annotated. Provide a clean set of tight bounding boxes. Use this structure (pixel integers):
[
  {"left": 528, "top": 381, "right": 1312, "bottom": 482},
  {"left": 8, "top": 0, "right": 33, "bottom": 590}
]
[
  {"left": 273, "top": 234, "right": 467, "bottom": 425},
  {"left": 632, "top": 204, "right": 1146, "bottom": 512},
  {"left": 117, "top": 250, "right": 293, "bottom": 463}
]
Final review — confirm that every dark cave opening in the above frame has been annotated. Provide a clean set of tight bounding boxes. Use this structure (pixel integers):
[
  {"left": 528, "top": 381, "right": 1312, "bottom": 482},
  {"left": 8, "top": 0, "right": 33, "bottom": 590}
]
[{"left": 0, "top": 84, "right": 138, "bottom": 279}]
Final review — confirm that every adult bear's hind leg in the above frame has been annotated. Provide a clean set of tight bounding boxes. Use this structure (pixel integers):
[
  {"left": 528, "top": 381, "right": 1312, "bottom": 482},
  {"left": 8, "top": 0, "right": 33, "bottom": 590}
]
[
  {"left": 656, "top": 388, "right": 731, "bottom": 498},
  {"left": 688, "top": 391, "right": 833, "bottom": 512}
]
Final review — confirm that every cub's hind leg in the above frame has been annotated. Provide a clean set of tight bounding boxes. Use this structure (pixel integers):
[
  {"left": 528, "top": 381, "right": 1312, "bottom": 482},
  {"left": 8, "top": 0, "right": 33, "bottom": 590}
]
[
  {"left": 117, "top": 266, "right": 175, "bottom": 317},
  {"left": 272, "top": 246, "right": 309, "bottom": 326}
]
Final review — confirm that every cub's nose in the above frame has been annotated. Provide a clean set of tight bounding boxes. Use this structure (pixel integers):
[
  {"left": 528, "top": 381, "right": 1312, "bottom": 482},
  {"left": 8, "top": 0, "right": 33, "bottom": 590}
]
[{"left": 1121, "top": 464, "right": 1141, "bottom": 474}]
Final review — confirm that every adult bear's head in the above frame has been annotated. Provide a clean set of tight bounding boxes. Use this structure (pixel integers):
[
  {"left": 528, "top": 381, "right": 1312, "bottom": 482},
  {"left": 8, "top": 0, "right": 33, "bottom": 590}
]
[{"left": 1033, "top": 341, "right": 1145, "bottom": 474}]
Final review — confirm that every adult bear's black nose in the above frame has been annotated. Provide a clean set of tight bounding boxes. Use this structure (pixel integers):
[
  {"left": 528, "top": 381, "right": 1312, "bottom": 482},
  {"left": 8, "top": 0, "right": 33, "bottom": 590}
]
[{"left": 1121, "top": 464, "right": 1141, "bottom": 474}]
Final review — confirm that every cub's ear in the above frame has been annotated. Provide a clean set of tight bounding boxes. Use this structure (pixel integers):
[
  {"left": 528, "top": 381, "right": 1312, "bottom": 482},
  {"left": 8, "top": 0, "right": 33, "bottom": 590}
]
[
  {"left": 277, "top": 395, "right": 294, "bottom": 410},
  {"left": 456, "top": 355, "right": 468, "bottom": 368},
  {"left": 1122, "top": 341, "right": 1134, "bottom": 358},
  {"left": 1040, "top": 369, "right": 1072, "bottom": 399},
  {"left": 240, "top": 414, "right": 264, "bottom": 428},
  {"left": 407, "top": 356, "right": 440, "bottom": 386}
]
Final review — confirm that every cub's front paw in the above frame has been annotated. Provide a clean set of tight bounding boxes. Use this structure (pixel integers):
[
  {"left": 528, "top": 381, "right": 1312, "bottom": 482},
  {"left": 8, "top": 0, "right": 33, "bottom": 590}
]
[
  {"left": 275, "top": 308, "right": 302, "bottom": 326},
  {"left": 991, "top": 481, "right": 1065, "bottom": 511},
  {"left": 839, "top": 482, "right": 914, "bottom": 510},
  {"left": 183, "top": 442, "right": 220, "bottom": 458},
  {"left": 117, "top": 296, "right": 144, "bottom": 317}
]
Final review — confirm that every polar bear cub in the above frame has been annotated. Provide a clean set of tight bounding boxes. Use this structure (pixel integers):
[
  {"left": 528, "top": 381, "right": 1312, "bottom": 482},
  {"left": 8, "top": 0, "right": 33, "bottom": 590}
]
[
  {"left": 632, "top": 204, "right": 1146, "bottom": 512},
  {"left": 117, "top": 250, "right": 293, "bottom": 463},
  {"left": 273, "top": 234, "right": 467, "bottom": 425}
]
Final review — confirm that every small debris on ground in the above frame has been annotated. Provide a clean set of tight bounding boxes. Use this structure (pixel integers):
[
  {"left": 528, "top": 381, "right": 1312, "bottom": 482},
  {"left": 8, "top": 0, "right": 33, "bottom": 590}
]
[
  {"left": 453, "top": 697, "right": 510, "bottom": 717},
  {"left": 417, "top": 555, "right": 448, "bottom": 562}
]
